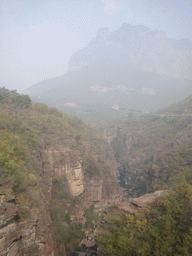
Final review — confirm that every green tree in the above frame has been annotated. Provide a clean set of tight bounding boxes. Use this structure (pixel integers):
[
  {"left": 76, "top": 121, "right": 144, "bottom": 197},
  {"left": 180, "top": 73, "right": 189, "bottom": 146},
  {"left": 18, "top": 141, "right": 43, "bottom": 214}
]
[{"left": 98, "top": 180, "right": 192, "bottom": 256}]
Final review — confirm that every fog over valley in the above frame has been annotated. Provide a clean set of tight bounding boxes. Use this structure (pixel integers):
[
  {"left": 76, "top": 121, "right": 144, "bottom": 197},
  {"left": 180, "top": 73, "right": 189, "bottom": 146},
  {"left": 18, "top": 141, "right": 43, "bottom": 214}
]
[
  {"left": 1, "top": 1, "right": 192, "bottom": 256},
  {"left": 1, "top": 0, "right": 192, "bottom": 92}
]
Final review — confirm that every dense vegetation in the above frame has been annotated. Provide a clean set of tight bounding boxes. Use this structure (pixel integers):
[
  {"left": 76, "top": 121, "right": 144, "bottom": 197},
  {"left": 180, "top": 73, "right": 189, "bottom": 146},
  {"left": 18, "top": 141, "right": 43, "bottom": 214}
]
[
  {"left": 0, "top": 87, "right": 116, "bottom": 254},
  {"left": 0, "top": 87, "right": 114, "bottom": 179},
  {"left": 98, "top": 171, "right": 192, "bottom": 255},
  {"left": 97, "top": 95, "right": 192, "bottom": 255},
  {"left": 107, "top": 108, "right": 192, "bottom": 196},
  {"left": 2, "top": 87, "right": 192, "bottom": 255}
]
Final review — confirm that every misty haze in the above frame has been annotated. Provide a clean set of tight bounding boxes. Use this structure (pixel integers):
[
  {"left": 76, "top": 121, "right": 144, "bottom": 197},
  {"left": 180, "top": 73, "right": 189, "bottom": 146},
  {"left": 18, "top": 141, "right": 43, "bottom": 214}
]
[{"left": 0, "top": 1, "right": 192, "bottom": 255}]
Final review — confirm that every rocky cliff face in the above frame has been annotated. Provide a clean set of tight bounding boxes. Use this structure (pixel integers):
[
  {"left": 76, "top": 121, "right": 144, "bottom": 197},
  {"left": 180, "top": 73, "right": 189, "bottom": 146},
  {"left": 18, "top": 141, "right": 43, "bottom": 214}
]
[
  {"left": 116, "top": 190, "right": 167, "bottom": 213},
  {"left": 69, "top": 23, "right": 192, "bottom": 80},
  {"left": 43, "top": 139, "right": 119, "bottom": 202},
  {"left": 0, "top": 88, "right": 120, "bottom": 255},
  {"left": 45, "top": 147, "right": 84, "bottom": 197},
  {"left": 0, "top": 177, "right": 55, "bottom": 256}
]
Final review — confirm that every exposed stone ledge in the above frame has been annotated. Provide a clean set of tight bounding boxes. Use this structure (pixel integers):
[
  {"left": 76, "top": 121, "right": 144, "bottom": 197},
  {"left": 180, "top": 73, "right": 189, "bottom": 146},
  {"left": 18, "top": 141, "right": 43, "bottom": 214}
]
[{"left": 117, "top": 190, "right": 167, "bottom": 213}]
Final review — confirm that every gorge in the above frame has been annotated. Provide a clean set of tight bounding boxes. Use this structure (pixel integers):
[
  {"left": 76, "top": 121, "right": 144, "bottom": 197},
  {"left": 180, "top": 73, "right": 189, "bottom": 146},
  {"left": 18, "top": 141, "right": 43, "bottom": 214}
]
[
  {"left": 1, "top": 23, "right": 192, "bottom": 256},
  {"left": 1, "top": 88, "right": 192, "bottom": 255}
]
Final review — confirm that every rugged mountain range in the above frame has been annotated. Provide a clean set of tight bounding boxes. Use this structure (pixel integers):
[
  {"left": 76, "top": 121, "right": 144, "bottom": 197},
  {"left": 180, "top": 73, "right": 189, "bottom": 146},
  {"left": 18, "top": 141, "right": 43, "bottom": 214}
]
[{"left": 25, "top": 23, "right": 192, "bottom": 117}]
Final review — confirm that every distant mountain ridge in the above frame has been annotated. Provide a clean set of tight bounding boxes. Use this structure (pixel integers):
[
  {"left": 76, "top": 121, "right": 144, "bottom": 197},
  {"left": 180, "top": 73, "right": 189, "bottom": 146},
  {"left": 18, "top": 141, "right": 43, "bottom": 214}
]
[
  {"left": 69, "top": 23, "right": 192, "bottom": 79},
  {"left": 160, "top": 94, "right": 192, "bottom": 115},
  {"left": 25, "top": 23, "right": 192, "bottom": 117}
]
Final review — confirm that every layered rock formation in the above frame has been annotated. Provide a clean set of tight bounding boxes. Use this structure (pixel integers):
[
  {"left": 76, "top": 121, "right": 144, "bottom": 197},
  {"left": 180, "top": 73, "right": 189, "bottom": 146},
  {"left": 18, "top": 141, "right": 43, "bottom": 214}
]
[
  {"left": 0, "top": 178, "right": 55, "bottom": 256},
  {"left": 46, "top": 148, "right": 84, "bottom": 197},
  {"left": 43, "top": 142, "right": 119, "bottom": 202},
  {"left": 117, "top": 190, "right": 167, "bottom": 214}
]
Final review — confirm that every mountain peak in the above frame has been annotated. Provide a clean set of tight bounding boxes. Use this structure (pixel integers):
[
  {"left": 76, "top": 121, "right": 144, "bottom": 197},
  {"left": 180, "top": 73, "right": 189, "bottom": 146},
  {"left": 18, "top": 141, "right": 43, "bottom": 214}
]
[
  {"left": 95, "top": 27, "right": 112, "bottom": 42},
  {"left": 118, "top": 23, "right": 149, "bottom": 32},
  {"left": 96, "top": 27, "right": 111, "bottom": 36},
  {"left": 119, "top": 23, "right": 132, "bottom": 30},
  {"left": 27, "top": 23, "right": 192, "bottom": 111}
]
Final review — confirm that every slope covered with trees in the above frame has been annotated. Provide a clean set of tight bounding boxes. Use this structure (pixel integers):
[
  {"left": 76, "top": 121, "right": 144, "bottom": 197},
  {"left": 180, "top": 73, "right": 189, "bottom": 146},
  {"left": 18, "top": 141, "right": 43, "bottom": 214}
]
[
  {"left": 1, "top": 87, "right": 192, "bottom": 255},
  {"left": 98, "top": 178, "right": 192, "bottom": 256},
  {"left": 99, "top": 95, "right": 192, "bottom": 197},
  {"left": 0, "top": 87, "right": 119, "bottom": 255},
  {"left": 97, "top": 95, "right": 192, "bottom": 255}
]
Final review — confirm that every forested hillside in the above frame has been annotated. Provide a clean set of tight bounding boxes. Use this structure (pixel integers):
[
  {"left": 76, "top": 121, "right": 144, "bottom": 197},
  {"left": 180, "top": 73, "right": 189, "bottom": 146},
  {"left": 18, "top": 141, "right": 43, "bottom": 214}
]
[
  {"left": 0, "top": 87, "right": 119, "bottom": 255},
  {"left": 1, "top": 87, "right": 192, "bottom": 256},
  {"left": 98, "top": 178, "right": 192, "bottom": 255},
  {"left": 99, "top": 95, "right": 192, "bottom": 197},
  {"left": 97, "top": 95, "right": 192, "bottom": 255}
]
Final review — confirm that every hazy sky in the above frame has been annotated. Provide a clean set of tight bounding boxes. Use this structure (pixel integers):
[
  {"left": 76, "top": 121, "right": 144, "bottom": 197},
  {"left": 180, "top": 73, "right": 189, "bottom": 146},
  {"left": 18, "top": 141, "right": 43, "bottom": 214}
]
[{"left": 0, "top": 0, "right": 192, "bottom": 92}]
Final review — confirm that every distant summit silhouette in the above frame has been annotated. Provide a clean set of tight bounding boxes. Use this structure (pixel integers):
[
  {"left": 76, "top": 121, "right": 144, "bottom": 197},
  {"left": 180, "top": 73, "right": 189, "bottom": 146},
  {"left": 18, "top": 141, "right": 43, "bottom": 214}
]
[
  {"left": 25, "top": 24, "right": 192, "bottom": 117},
  {"left": 69, "top": 23, "right": 191, "bottom": 79}
]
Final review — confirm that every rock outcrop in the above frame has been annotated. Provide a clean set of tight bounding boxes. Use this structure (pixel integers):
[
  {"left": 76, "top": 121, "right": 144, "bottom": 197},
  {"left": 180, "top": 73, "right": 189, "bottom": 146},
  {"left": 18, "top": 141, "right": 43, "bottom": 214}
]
[
  {"left": 0, "top": 181, "right": 54, "bottom": 256},
  {"left": 46, "top": 148, "right": 84, "bottom": 197},
  {"left": 117, "top": 190, "right": 167, "bottom": 214},
  {"left": 43, "top": 142, "right": 119, "bottom": 202}
]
